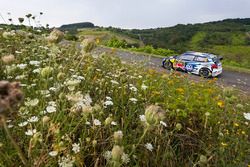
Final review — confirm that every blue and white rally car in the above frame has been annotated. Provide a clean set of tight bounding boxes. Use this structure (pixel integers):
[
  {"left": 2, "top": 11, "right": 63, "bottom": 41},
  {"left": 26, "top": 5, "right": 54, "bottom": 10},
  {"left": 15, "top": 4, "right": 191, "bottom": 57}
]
[{"left": 162, "top": 51, "right": 223, "bottom": 77}]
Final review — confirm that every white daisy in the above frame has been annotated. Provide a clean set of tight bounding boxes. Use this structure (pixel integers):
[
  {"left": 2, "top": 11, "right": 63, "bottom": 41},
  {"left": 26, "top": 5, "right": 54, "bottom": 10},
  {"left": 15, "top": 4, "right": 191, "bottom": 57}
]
[
  {"left": 18, "top": 121, "right": 28, "bottom": 127},
  {"left": 111, "top": 121, "right": 117, "bottom": 126},
  {"left": 160, "top": 121, "right": 167, "bottom": 127},
  {"left": 121, "top": 153, "right": 130, "bottom": 164},
  {"left": 104, "top": 100, "right": 113, "bottom": 107},
  {"left": 58, "top": 155, "right": 75, "bottom": 167},
  {"left": 129, "top": 98, "right": 138, "bottom": 103},
  {"left": 139, "top": 115, "right": 146, "bottom": 122},
  {"left": 46, "top": 106, "right": 56, "bottom": 113},
  {"left": 103, "top": 151, "right": 112, "bottom": 161},
  {"left": 72, "top": 143, "right": 80, "bottom": 154},
  {"left": 243, "top": 113, "right": 250, "bottom": 121},
  {"left": 145, "top": 143, "right": 153, "bottom": 152},
  {"left": 25, "top": 129, "right": 37, "bottom": 136},
  {"left": 49, "top": 151, "right": 58, "bottom": 157},
  {"left": 93, "top": 119, "right": 101, "bottom": 126},
  {"left": 28, "top": 116, "right": 39, "bottom": 123},
  {"left": 141, "top": 84, "right": 148, "bottom": 90}
]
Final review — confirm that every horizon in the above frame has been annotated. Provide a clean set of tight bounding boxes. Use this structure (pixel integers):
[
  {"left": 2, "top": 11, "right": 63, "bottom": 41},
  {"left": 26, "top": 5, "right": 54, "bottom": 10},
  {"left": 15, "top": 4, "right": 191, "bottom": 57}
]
[
  {"left": 59, "top": 17, "right": 250, "bottom": 30},
  {"left": 0, "top": 0, "right": 250, "bottom": 29}
]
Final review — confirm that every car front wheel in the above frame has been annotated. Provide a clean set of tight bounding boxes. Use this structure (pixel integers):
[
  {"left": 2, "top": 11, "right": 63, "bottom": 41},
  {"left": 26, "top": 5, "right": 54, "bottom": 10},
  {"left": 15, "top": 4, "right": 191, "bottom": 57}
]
[{"left": 162, "top": 60, "right": 173, "bottom": 70}]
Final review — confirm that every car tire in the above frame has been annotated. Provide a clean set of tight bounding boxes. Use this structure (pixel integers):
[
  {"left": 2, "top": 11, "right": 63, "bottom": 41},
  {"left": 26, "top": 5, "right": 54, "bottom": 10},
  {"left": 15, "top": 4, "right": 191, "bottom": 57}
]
[
  {"left": 162, "top": 60, "right": 173, "bottom": 70},
  {"left": 199, "top": 68, "right": 211, "bottom": 78}
]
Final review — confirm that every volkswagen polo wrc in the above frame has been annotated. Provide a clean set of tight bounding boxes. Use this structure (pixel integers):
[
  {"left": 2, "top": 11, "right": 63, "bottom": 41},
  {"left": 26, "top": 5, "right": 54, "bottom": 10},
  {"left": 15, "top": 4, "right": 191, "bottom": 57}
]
[{"left": 162, "top": 51, "right": 223, "bottom": 77}]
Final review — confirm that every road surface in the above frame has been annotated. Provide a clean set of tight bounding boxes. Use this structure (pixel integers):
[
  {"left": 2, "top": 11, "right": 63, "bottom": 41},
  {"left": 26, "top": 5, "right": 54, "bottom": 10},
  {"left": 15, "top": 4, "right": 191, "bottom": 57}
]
[{"left": 92, "top": 47, "right": 250, "bottom": 93}]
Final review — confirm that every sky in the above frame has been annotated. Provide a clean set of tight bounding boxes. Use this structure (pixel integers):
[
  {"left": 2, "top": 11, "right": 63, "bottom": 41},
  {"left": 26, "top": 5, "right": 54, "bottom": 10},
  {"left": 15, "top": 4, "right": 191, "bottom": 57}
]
[{"left": 0, "top": 0, "right": 250, "bottom": 29}]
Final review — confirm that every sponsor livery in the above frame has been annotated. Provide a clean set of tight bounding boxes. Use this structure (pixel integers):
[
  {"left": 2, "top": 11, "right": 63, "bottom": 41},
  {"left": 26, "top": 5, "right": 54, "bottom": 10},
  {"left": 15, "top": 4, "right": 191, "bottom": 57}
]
[{"left": 162, "top": 51, "right": 223, "bottom": 77}]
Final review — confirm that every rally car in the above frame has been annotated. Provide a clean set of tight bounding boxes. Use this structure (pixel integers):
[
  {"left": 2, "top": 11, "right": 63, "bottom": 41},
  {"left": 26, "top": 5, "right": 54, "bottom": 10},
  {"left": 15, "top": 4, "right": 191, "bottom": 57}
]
[{"left": 162, "top": 51, "right": 223, "bottom": 77}]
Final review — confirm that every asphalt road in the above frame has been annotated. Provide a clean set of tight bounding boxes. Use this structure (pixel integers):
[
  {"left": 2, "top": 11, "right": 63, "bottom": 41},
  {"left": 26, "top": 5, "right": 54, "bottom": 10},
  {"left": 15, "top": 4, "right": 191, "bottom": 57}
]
[{"left": 92, "top": 47, "right": 250, "bottom": 93}]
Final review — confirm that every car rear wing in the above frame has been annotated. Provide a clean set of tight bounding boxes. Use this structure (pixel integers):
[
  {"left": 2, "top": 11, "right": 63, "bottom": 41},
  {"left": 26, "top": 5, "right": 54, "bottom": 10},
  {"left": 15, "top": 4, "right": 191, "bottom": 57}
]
[{"left": 218, "top": 56, "right": 223, "bottom": 61}]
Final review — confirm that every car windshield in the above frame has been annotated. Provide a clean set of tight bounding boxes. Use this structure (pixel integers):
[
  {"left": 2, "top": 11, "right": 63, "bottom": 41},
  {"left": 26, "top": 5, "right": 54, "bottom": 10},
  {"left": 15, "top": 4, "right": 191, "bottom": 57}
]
[
  {"left": 179, "top": 54, "right": 195, "bottom": 61},
  {"left": 195, "top": 56, "right": 209, "bottom": 62}
]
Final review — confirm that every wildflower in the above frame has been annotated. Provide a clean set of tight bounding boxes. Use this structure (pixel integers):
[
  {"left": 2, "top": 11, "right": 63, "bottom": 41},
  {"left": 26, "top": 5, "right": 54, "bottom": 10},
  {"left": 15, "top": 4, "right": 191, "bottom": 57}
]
[
  {"left": 111, "top": 80, "right": 119, "bottom": 85},
  {"left": 29, "top": 60, "right": 40, "bottom": 66},
  {"left": 72, "top": 143, "right": 80, "bottom": 154},
  {"left": 28, "top": 116, "right": 39, "bottom": 123},
  {"left": 217, "top": 101, "right": 224, "bottom": 108},
  {"left": 49, "top": 151, "right": 58, "bottom": 157},
  {"left": 129, "top": 98, "right": 138, "bottom": 103},
  {"left": 139, "top": 115, "right": 146, "bottom": 122},
  {"left": 46, "top": 106, "right": 56, "bottom": 113},
  {"left": 160, "top": 121, "right": 167, "bottom": 127},
  {"left": 47, "top": 29, "right": 64, "bottom": 43},
  {"left": 41, "top": 67, "right": 53, "bottom": 78},
  {"left": 1, "top": 54, "right": 15, "bottom": 64},
  {"left": 236, "top": 104, "right": 244, "bottom": 109},
  {"left": 141, "top": 83, "right": 148, "bottom": 90},
  {"left": 199, "top": 155, "right": 208, "bottom": 164},
  {"left": 103, "top": 151, "right": 112, "bottom": 161},
  {"left": 175, "top": 123, "right": 182, "bottom": 131},
  {"left": 17, "top": 64, "right": 27, "bottom": 69},
  {"left": 145, "top": 143, "right": 153, "bottom": 152},
  {"left": 106, "top": 96, "right": 112, "bottom": 101},
  {"left": 85, "top": 121, "right": 91, "bottom": 125},
  {"left": 145, "top": 105, "right": 165, "bottom": 125},
  {"left": 104, "top": 100, "right": 114, "bottom": 107},
  {"left": 129, "top": 85, "right": 138, "bottom": 92},
  {"left": 221, "top": 142, "right": 228, "bottom": 147},
  {"left": 25, "top": 129, "right": 37, "bottom": 136},
  {"left": 0, "top": 81, "right": 23, "bottom": 117},
  {"left": 121, "top": 153, "right": 130, "bottom": 164},
  {"left": 42, "top": 116, "right": 50, "bottom": 124},
  {"left": 111, "top": 145, "right": 123, "bottom": 162},
  {"left": 83, "top": 93, "right": 92, "bottom": 106},
  {"left": 7, "top": 124, "right": 14, "bottom": 128},
  {"left": 111, "top": 121, "right": 117, "bottom": 126},
  {"left": 176, "top": 88, "right": 184, "bottom": 94},
  {"left": 18, "top": 121, "right": 28, "bottom": 127},
  {"left": 93, "top": 119, "right": 101, "bottom": 126},
  {"left": 57, "top": 72, "right": 66, "bottom": 80},
  {"left": 243, "top": 113, "right": 250, "bottom": 121},
  {"left": 234, "top": 123, "right": 239, "bottom": 127},
  {"left": 92, "top": 140, "right": 97, "bottom": 147},
  {"left": 205, "top": 112, "right": 210, "bottom": 116},
  {"left": 105, "top": 117, "right": 113, "bottom": 125},
  {"left": 114, "top": 130, "right": 123, "bottom": 143},
  {"left": 33, "top": 68, "right": 41, "bottom": 73}
]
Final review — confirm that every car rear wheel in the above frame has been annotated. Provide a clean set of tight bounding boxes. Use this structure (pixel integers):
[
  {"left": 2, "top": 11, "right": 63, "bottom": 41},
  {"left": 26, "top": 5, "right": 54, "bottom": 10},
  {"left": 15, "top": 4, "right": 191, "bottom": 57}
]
[
  {"left": 199, "top": 68, "right": 211, "bottom": 78},
  {"left": 162, "top": 60, "right": 173, "bottom": 70}
]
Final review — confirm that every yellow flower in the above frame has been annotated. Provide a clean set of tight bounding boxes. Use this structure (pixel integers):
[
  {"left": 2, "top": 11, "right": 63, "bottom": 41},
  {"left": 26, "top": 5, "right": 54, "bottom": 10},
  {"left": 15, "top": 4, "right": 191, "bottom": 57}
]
[
  {"left": 217, "top": 101, "right": 224, "bottom": 108},
  {"left": 234, "top": 123, "right": 239, "bottom": 127},
  {"left": 241, "top": 131, "right": 246, "bottom": 135},
  {"left": 176, "top": 88, "right": 184, "bottom": 94},
  {"left": 96, "top": 38, "right": 100, "bottom": 44},
  {"left": 221, "top": 142, "right": 228, "bottom": 147}
]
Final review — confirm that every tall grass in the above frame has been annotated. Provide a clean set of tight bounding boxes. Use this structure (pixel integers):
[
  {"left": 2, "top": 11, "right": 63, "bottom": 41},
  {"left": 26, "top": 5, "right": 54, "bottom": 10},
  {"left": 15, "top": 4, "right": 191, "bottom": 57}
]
[{"left": 0, "top": 28, "right": 249, "bottom": 167}]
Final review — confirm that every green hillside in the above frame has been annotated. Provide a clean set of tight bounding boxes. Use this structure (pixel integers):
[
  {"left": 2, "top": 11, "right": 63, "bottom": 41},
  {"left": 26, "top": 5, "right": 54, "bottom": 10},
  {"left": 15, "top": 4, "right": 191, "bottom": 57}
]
[{"left": 105, "top": 18, "right": 250, "bottom": 69}]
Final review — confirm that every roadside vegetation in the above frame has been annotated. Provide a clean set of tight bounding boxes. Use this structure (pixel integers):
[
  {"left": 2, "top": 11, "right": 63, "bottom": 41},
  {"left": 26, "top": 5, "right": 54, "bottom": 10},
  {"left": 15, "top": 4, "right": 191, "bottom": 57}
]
[
  {"left": 101, "top": 18, "right": 250, "bottom": 70},
  {"left": 0, "top": 26, "right": 250, "bottom": 167}
]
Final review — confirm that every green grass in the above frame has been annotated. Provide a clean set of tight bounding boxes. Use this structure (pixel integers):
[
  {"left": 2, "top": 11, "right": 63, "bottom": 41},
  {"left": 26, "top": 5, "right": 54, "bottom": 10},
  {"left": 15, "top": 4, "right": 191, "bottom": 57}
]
[
  {"left": 207, "top": 45, "right": 250, "bottom": 69},
  {"left": 0, "top": 28, "right": 250, "bottom": 167},
  {"left": 78, "top": 28, "right": 143, "bottom": 46}
]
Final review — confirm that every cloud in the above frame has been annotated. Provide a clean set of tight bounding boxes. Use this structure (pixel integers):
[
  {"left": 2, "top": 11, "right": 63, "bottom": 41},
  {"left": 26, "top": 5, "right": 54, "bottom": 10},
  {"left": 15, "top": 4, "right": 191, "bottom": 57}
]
[{"left": 0, "top": 0, "right": 249, "bottom": 28}]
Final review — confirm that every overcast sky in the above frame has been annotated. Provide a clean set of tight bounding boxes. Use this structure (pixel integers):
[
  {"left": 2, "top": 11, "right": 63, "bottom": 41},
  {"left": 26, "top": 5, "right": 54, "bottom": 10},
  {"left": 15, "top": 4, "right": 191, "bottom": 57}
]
[{"left": 0, "top": 0, "right": 250, "bottom": 29}]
